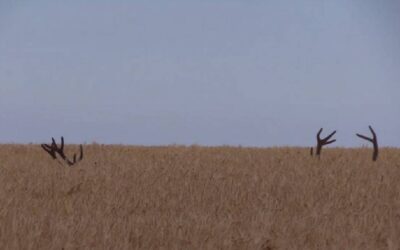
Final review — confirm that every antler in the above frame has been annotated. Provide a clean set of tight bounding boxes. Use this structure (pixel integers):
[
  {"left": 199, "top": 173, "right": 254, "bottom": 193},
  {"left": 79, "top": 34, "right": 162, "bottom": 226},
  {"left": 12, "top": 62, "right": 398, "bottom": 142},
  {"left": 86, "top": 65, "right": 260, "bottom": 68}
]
[
  {"left": 314, "top": 128, "right": 337, "bottom": 157},
  {"left": 41, "top": 139, "right": 57, "bottom": 159},
  {"left": 356, "top": 126, "right": 378, "bottom": 161},
  {"left": 41, "top": 137, "right": 84, "bottom": 166}
]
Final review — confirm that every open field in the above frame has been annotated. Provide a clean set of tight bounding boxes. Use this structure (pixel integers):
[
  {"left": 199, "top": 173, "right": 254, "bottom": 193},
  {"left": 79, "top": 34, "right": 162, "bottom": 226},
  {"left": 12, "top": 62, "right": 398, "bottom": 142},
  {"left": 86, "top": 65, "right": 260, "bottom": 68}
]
[{"left": 0, "top": 144, "right": 399, "bottom": 249}]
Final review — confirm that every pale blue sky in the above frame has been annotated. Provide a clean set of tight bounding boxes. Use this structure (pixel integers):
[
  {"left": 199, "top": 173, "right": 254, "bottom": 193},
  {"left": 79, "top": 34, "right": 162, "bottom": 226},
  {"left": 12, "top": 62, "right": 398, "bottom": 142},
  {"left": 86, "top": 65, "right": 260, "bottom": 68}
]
[{"left": 0, "top": 0, "right": 399, "bottom": 146}]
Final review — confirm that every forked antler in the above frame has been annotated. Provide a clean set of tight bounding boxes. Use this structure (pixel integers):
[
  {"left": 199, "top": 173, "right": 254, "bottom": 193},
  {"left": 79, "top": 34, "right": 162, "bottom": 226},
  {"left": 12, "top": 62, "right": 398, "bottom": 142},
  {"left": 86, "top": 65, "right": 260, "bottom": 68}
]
[
  {"left": 41, "top": 137, "right": 83, "bottom": 166},
  {"left": 312, "top": 128, "right": 337, "bottom": 157},
  {"left": 356, "top": 126, "right": 378, "bottom": 161}
]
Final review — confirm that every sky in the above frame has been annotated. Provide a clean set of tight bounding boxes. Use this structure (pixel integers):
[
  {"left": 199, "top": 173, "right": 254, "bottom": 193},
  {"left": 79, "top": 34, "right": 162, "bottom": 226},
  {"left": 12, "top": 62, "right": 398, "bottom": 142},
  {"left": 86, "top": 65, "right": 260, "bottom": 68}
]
[{"left": 0, "top": 0, "right": 399, "bottom": 147}]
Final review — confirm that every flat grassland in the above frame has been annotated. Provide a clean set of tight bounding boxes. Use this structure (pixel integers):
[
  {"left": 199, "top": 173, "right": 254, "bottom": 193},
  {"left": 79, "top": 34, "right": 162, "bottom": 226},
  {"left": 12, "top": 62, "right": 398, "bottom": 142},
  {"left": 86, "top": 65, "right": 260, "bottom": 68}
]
[{"left": 0, "top": 145, "right": 399, "bottom": 249}]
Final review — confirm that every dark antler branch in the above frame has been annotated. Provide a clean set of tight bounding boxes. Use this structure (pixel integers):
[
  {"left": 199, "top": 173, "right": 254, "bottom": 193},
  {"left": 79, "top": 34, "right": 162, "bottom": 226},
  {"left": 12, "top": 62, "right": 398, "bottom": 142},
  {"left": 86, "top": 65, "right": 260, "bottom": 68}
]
[
  {"left": 41, "top": 143, "right": 57, "bottom": 159},
  {"left": 356, "top": 126, "right": 378, "bottom": 161},
  {"left": 314, "top": 128, "right": 337, "bottom": 157},
  {"left": 70, "top": 145, "right": 84, "bottom": 165},
  {"left": 41, "top": 137, "right": 84, "bottom": 166}
]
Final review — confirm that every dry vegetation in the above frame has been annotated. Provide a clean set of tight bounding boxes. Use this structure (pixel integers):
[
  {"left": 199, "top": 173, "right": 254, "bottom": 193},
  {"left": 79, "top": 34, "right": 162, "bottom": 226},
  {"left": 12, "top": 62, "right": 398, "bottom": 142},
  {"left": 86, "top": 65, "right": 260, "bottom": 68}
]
[{"left": 0, "top": 144, "right": 400, "bottom": 249}]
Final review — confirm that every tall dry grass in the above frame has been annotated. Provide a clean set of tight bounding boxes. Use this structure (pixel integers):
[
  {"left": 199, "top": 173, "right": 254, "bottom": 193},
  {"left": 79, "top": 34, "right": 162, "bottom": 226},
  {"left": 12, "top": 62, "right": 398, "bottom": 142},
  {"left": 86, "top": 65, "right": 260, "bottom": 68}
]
[{"left": 0, "top": 144, "right": 399, "bottom": 249}]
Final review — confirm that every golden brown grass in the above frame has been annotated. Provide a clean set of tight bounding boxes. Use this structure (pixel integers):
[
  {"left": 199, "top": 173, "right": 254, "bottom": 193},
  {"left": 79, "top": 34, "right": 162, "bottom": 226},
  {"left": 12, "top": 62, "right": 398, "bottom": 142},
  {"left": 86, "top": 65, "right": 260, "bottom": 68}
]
[{"left": 0, "top": 144, "right": 400, "bottom": 249}]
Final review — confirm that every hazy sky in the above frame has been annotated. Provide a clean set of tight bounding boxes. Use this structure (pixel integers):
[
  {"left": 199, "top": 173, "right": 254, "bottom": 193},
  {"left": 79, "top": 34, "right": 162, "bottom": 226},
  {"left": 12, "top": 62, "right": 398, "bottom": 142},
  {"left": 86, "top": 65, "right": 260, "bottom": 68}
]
[{"left": 0, "top": 0, "right": 399, "bottom": 146}]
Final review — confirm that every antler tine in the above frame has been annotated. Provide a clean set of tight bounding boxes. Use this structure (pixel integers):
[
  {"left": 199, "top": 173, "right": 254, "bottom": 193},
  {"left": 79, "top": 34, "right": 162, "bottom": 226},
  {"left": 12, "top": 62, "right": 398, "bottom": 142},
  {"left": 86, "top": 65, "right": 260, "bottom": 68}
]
[
  {"left": 369, "top": 126, "right": 377, "bottom": 139},
  {"left": 54, "top": 139, "right": 66, "bottom": 159},
  {"left": 356, "top": 133, "right": 373, "bottom": 142},
  {"left": 78, "top": 144, "right": 83, "bottom": 161},
  {"left": 356, "top": 126, "right": 379, "bottom": 161},
  {"left": 51, "top": 137, "right": 57, "bottom": 148},
  {"left": 317, "top": 128, "right": 323, "bottom": 141},
  {"left": 324, "top": 139, "right": 336, "bottom": 145},
  {"left": 71, "top": 145, "right": 84, "bottom": 165},
  {"left": 41, "top": 143, "right": 53, "bottom": 151},
  {"left": 60, "top": 136, "right": 65, "bottom": 152},
  {"left": 323, "top": 131, "right": 337, "bottom": 143},
  {"left": 41, "top": 144, "right": 57, "bottom": 159}
]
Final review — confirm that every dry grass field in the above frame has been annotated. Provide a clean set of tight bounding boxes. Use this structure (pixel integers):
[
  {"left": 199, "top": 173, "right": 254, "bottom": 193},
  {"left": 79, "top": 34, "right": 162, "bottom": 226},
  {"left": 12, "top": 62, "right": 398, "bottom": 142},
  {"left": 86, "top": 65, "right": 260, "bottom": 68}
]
[{"left": 0, "top": 144, "right": 399, "bottom": 249}]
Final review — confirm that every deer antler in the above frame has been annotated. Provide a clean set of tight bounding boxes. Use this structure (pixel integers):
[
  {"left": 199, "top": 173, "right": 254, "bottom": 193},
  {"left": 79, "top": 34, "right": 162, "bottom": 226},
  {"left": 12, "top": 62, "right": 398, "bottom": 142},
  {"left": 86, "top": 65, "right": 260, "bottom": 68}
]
[
  {"left": 356, "top": 126, "right": 378, "bottom": 161},
  {"left": 313, "top": 128, "right": 337, "bottom": 157},
  {"left": 41, "top": 137, "right": 84, "bottom": 166},
  {"left": 41, "top": 139, "right": 57, "bottom": 159}
]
